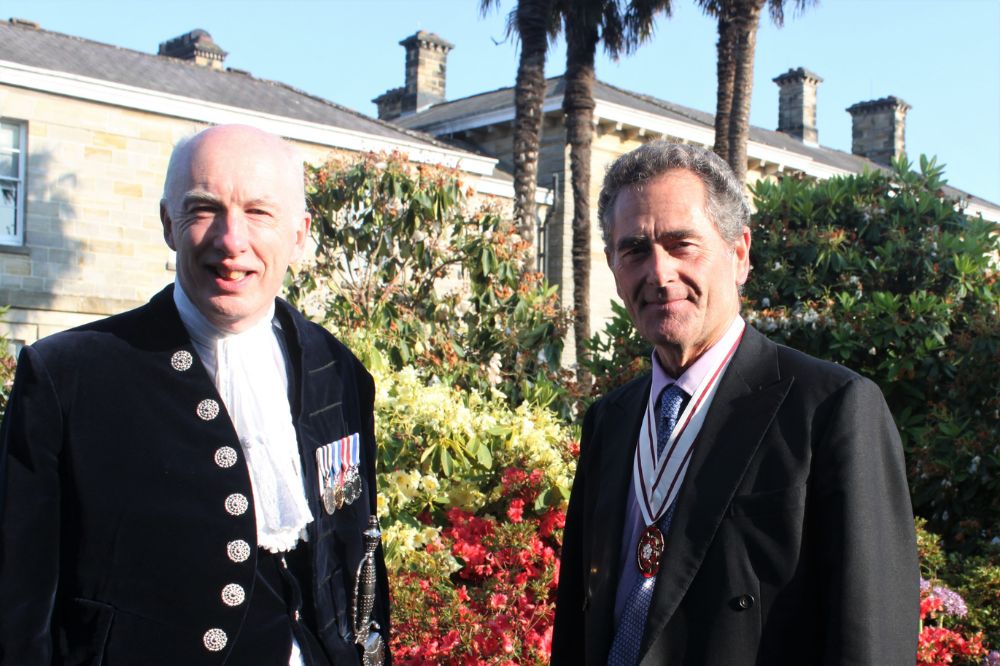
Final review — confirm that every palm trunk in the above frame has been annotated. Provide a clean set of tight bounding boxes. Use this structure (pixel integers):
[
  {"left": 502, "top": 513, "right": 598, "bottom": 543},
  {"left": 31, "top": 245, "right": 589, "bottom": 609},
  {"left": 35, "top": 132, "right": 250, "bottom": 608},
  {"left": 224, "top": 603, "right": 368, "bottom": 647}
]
[
  {"left": 726, "top": 0, "right": 764, "bottom": 183},
  {"left": 512, "top": 0, "right": 553, "bottom": 246},
  {"left": 563, "top": 13, "right": 598, "bottom": 382},
  {"left": 712, "top": 3, "right": 737, "bottom": 163}
]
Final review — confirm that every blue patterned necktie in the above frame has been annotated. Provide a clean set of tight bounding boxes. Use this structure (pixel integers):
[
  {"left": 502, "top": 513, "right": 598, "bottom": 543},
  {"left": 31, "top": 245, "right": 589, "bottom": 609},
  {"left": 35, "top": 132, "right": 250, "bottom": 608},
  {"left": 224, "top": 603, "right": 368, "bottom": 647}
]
[{"left": 607, "top": 383, "right": 687, "bottom": 666}]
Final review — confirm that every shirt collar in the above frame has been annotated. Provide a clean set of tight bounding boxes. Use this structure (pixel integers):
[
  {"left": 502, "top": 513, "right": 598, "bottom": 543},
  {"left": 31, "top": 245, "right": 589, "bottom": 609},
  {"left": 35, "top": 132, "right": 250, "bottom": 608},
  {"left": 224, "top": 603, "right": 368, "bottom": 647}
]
[
  {"left": 172, "top": 278, "right": 276, "bottom": 348},
  {"left": 650, "top": 315, "right": 745, "bottom": 400}
]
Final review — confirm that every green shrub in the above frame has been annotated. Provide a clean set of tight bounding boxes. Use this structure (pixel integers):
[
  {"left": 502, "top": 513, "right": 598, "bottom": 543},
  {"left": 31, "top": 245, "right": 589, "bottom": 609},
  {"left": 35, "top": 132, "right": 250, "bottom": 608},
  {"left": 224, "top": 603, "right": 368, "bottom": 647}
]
[
  {"left": 580, "top": 300, "right": 651, "bottom": 406},
  {"left": 745, "top": 156, "right": 999, "bottom": 547},
  {"left": 287, "top": 152, "right": 572, "bottom": 412}
]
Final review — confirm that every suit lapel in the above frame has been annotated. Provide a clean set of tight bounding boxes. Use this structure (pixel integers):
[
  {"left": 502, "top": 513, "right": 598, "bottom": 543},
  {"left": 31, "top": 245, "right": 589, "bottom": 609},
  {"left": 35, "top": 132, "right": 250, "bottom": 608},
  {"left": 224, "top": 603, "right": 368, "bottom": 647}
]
[
  {"left": 274, "top": 301, "right": 352, "bottom": 525},
  {"left": 638, "top": 327, "right": 794, "bottom": 662},
  {"left": 587, "top": 376, "right": 650, "bottom": 658}
]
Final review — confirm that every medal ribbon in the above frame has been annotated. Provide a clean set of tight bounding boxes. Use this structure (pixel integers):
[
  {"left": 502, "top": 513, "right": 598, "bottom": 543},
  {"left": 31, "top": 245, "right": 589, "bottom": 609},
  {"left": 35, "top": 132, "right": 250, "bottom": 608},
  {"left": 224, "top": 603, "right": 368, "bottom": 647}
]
[
  {"left": 633, "top": 322, "right": 745, "bottom": 526},
  {"left": 317, "top": 443, "right": 333, "bottom": 496},
  {"left": 349, "top": 433, "right": 360, "bottom": 469},
  {"left": 333, "top": 438, "right": 343, "bottom": 487}
]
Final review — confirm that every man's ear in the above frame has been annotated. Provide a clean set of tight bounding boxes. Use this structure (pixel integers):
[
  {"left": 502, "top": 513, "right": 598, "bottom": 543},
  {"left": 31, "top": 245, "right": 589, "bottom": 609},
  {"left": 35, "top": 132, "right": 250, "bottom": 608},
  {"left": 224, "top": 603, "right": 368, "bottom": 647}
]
[
  {"left": 160, "top": 201, "right": 177, "bottom": 251},
  {"left": 289, "top": 212, "right": 311, "bottom": 263},
  {"left": 733, "top": 226, "right": 751, "bottom": 286}
]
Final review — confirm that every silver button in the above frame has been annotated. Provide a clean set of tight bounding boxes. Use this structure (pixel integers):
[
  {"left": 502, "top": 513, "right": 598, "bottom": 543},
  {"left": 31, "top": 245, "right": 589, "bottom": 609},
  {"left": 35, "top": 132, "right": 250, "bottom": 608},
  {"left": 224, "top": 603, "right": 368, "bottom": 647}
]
[
  {"left": 197, "top": 399, "right": 220, "bottom": 421},
  {"left": 214, "top": 446, "right": 238, "bottom": 468},
  {"left": 221, "top": 583, "right": 245, "bottom": 607},
  {"left": 170, "top": 350, "right": 194, "bottom": 371},
  {"left": 203, "top": 627, "right": 227, "bottom": 651},
  {"left": 224, "top": 493, "right": 248, "bottom": 516},
  {"left": 227, "top": 539, "right": 251, "bottom": 563}
]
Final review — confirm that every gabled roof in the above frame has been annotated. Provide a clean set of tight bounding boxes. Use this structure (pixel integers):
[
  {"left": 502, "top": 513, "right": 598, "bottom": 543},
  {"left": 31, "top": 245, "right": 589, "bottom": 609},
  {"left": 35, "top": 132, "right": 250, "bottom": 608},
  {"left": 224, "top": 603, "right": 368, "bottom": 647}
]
[
  {"left": 395, "top": 76, "right": 879, "bottom": 174},
  {"left": 0, "top": 19, "right": 478, "bottom": 159},
  {"left": 396, "top": 76, "right": 999, "bottom": 214}
]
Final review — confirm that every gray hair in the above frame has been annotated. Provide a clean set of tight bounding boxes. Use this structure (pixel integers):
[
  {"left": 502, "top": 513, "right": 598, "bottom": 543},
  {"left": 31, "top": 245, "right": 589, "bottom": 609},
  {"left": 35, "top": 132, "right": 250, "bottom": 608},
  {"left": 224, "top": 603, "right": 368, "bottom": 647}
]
[{"left": 597, "top": 141, "right": 750, "bottom": 248}]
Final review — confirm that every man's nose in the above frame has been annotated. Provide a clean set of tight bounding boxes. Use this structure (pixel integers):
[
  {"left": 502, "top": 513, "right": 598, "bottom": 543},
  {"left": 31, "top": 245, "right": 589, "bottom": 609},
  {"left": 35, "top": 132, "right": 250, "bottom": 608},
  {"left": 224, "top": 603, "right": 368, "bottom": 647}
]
[
  {"left": 213, "top": 211, "right": 250, "bottom": 255},
  {"left": 647, "top": 245, "right": 677, "bottom": 286}
]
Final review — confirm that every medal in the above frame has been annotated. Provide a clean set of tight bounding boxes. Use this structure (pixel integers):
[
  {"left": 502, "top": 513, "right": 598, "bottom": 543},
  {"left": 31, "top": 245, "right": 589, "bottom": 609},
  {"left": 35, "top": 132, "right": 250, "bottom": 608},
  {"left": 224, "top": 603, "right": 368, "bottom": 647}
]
[
  {"left": 315, "top": 433, "right": 362, "bottom": 514},
  {"left": 322, "top": 483, "right": 338, "bottom": 515},
  {"left": 334, "top": 476, "right": 346, "bottom": 509},
  {"left": 637, "top": 524, "right": 665, "bottom": 578},
  {"left": 344, "top": 466, "right": 362, "bottom": 504},
  {"left": 339, "top": 434, "right": 361, "bottom": 506},
  {"left": 317, "top": 441, "right": 339, "bottom": 515}
]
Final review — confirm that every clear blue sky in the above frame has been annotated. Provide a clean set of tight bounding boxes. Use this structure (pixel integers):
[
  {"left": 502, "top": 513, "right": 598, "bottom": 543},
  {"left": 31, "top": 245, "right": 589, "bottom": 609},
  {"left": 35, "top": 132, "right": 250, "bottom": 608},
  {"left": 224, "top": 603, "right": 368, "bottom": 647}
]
[{"left": 3, "top": 0, "right": 999, "bottom": 203}]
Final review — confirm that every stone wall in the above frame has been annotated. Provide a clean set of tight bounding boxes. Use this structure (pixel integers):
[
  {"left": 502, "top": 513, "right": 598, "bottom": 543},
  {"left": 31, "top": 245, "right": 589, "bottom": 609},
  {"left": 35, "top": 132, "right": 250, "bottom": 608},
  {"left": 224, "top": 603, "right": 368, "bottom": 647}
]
[{"left": 0, "top": 87, "right": 190, "bottom": 344}]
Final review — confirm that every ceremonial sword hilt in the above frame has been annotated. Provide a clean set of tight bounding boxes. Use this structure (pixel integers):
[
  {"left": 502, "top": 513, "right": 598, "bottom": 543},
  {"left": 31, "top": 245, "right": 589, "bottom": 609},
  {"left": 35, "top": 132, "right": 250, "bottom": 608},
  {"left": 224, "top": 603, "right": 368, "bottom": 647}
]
[{"left": 352, "top": 515, "right": 385, "bottom": 666}]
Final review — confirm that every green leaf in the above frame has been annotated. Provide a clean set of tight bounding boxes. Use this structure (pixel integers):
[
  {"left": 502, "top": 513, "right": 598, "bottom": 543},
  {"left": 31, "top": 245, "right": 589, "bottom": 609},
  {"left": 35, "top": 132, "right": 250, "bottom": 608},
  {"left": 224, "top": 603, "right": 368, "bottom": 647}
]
[{"left": 476, "top": 444, "right": 493, "bottom": 469}]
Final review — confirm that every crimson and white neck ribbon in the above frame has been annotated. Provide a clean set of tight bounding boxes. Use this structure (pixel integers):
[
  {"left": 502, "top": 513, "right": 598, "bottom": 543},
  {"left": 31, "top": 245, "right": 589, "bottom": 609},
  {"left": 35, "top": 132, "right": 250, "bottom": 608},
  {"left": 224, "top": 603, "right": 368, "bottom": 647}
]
[{"left": 633, "top": 325, "right": 744, "bottom": 527}]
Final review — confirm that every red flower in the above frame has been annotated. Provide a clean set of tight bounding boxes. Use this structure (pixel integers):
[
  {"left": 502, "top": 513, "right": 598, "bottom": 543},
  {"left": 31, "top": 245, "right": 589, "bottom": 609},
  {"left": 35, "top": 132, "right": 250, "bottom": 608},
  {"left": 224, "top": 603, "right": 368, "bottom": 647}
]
[
  {"left": 917, "top": 626, "right": 986, "bottom": 665},
  {"left": 539, "top": 507, "right": 566, "bottom": 538},
  {"left": 507, "top": 498, "right": 525, "bottom": 523},
  {"left": 921, "top": 594, "right": 944, "bottom": 621}
]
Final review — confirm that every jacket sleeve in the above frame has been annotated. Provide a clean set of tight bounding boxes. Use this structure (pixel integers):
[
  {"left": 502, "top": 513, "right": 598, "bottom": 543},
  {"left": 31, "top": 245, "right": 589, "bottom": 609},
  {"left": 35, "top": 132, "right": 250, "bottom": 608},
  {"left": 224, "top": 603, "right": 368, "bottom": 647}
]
[
  {"left": 550, "top": 402, "right": 597, "bottom": 665},
  {"left": 812, "top": 376, "right": 919, "bottom": 664},
  {"left": 0, "top": 345, "right": 65, "bottom": 665}
]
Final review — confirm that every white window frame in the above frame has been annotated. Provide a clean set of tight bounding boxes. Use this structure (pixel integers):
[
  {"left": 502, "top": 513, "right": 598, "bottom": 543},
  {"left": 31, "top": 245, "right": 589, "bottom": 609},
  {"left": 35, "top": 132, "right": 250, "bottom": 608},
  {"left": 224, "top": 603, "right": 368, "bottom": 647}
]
[{"left": 0, "top": 119, "right": 27, "bottom": 246}]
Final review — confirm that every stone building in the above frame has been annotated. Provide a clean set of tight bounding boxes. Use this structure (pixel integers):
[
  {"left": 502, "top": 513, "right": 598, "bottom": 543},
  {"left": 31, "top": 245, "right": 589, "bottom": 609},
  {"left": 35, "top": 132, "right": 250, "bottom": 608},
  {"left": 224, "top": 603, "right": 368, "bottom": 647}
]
[
  {"left": 0, "top": 19, "right": 532, "bottom": 347},
  {"left": 375, "top": 33, "right": 1000, "bottom": 353}
]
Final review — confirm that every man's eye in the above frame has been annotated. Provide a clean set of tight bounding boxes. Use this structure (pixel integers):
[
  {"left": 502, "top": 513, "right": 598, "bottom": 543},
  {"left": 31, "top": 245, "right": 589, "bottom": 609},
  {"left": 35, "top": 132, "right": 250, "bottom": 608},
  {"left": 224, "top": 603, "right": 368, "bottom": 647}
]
[{"left": 622, "top": 246, "right": 647, "bottom": 260}]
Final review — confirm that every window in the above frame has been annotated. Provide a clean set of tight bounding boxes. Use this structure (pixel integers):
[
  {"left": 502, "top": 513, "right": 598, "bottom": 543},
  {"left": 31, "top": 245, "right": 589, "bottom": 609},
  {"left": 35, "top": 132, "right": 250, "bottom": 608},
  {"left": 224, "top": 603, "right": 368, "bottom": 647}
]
[{"left": 0, "top": 120, "right": 26, "bottom": 246}]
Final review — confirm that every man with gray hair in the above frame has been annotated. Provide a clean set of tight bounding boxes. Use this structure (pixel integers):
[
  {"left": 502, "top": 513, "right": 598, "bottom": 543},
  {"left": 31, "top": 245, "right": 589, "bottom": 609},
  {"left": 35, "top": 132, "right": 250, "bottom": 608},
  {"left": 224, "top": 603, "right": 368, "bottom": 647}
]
[
  {"left": 0, "top": 125, "right": 390, "bottom": 665},
  {"left": 551, "top": 142, "right": 918, "bottom": 665}
]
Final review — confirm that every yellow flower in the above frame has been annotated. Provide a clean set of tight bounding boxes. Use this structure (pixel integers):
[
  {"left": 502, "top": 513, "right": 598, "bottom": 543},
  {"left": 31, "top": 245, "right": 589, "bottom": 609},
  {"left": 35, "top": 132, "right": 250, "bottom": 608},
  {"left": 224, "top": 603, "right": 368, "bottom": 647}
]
[{"left": 420, "top": 474, "right": 441, "bottom": 493}]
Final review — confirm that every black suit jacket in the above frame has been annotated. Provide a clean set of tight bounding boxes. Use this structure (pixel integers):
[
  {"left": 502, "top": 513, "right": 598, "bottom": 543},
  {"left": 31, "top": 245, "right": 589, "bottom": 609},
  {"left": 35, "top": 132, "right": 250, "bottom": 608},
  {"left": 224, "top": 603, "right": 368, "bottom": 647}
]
[
  {"left": 0, "top": 286, "right": 390, "bottom": 665},
  {"left": 551, "top": 326, "right": 918, "bottom": 665}
]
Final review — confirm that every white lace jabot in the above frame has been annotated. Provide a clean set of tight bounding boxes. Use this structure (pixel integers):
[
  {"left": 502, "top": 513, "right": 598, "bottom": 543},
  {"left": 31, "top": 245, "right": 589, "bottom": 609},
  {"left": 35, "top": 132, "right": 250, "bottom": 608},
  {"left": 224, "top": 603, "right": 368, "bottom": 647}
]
[{"left": 173, "top": 282, "right": 314, "bottom": 553}]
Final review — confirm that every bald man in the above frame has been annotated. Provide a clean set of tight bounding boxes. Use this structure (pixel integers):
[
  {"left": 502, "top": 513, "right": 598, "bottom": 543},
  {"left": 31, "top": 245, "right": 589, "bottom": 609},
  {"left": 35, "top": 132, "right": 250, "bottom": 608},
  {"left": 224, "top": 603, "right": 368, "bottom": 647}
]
[{"left": 0, "top": 125, "right": 391, "bottom": 665}]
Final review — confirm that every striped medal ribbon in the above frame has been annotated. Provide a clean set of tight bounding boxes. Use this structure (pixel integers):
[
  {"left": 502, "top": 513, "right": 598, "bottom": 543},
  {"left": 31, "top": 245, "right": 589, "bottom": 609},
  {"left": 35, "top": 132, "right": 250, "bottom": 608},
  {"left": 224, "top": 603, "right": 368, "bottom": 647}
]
[{"left": 632, "top": 326, "right": 745, "bottom": 529}]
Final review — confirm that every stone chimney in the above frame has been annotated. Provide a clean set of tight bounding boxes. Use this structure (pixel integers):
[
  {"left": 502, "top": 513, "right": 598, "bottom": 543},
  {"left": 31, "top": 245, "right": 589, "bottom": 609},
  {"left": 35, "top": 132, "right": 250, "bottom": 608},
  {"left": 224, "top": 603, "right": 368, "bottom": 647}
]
[
  {"left": 373, "top": 88, "right": 404, "bottom": 121},
  {"left": 158, "top": 30, "right": 227, "bottom": 70},
  {"left": 374, "top": 31, "right": 453, "bottom": 120},
  {"left": 773, "top": 67, "right": 823, "bottom": 145},
  {"left": 846, "top": 96, "right": 911, "bottom": 166}
]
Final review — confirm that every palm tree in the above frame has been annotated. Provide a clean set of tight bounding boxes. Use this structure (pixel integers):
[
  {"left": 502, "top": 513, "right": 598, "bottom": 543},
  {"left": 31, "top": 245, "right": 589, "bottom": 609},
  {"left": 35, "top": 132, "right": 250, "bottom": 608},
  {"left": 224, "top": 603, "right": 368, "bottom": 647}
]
[
  {"left": 480, "top": 0, "right": 561, "bottom": 245},
  {"left": 700, "top": 0, "right": 813, "bottom": 181},
  {"left": 561, "top": 0, "right": 671, "bottom": 380},
  {"left": 708, "top": 1, "right": 738, "bottom": 163}
]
